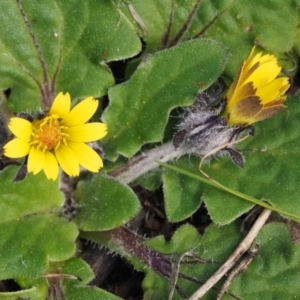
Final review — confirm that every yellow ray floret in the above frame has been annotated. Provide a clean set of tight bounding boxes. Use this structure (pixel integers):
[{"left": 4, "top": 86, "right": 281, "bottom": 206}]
[
  {"left": 4, "top": 92, "right": 107, "bottom": 180},
  {"left": 224, "top": 46, "right": 290, "bottom": 126}
]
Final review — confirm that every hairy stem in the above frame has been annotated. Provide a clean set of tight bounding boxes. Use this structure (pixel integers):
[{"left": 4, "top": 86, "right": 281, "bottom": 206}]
[
  {"left": 81, "top": 227, "right": 172, "bottom": 279},
  {"left": 109, "top": 141, "right": 187, "bottom": 185}
]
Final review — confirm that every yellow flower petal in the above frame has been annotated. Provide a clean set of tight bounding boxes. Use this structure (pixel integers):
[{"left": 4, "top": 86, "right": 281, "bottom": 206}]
[
  {"left": 8, "top": 118, "right": 33, "bottom": 142},
  {"left": 67, "top": 141, "right": 103, "bottom": 172},
  {"left": 239, "top": 62, "right": 260, "bottom": 86},
  {"left": 28, "top": 147, "right": 45, "bottom": 174},
  {"left": 65, "top": 123, "right": 107, "bottom": 142},
  {"left": 227, "top": 68, "right": 242, "bottom": 103},
  {"left": 49, "top": 92, "right": 71, "bottom": 119},
  {"left": 243, "top": 47, "right": 257, "bottom": 71},
  {"left": 4, "top": 92, "right": 107, "bottom": 180},
  {"left": 4, "top": 138, "right": 30, "bottom": 158},
  {"left": 55, "top": 144, "right": 80, "bottom": 176},
  {"left": 62, "top": 97, "right": 99, "bottom": 127},
  {"left": 225, "top": 46, "right": 290, "bottom": 126},
  {"left": 43, "top": 151, "right": 59, "bottom": 180},
  {"left": 246, "top": 60, "right": 281, "bottom": 89},
  {"left": 227, "top": 82, "right": 256, "bottom": 112},
  {"left": 227, "top": 96, "right": 262, "bottom": 126},
  {"left": 256, "top": 78, "right": 288, "bottom": 104}
]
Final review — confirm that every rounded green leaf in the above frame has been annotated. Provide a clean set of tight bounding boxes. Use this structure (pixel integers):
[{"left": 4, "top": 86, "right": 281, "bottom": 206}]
[
  {"left": 0, "top": 166, "right": 63, "bottom": 222},
  {"left": 145, "top": 224, "right": 202, "bottom": 254},
  {"left": 59, "top": 257, "right": 121, "bottom": 299},
  {"left": 0, "top": 215, "right": 78, "bottom": 280},
  {"left": 228, "top": 223, "right": 300, "bottom": 299},
  {"left": 144, "top": 223, "right": 242, "bottom": 299},
  {"left": 17, "top": 258, "right": 121, "bottom": 300},
  {"left": 136, "top": 169, "right": 162, "bottom": 192},
  {"left": 162, "top": 168, "right": 202, "bottom": 222},
  {"left": 82, "top": 222, "right": 242, "bottom": 299},
  {"left": 73, "top": 174, "right": 141, "bottom": 231},
  {"left": 58, "top": 258, "right": 94, "bottom": 285},
  {"left": 102, "top": 39, "right": 229, "bottom": 160}
]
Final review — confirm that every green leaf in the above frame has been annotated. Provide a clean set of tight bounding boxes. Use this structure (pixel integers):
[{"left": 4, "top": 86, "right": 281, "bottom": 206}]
[
  {"left": 145, "top": 224, "right": 202, "bottom": 254},
  {"left": 202, "top": 93, "right": 300, "bottom": 224},
  {"left": 0, "top": 166, "right": 63, "bottom": 222},
  {"left": 73, "top": 174, "right": 141, "bottom": 231},
  {"left": 162, "top": 169, "right": 202, "bottom": 222},
  {"left": 158, "top": 159, "right": 300, "bottom": 222},
  {"left": 135, "top": 169, "right": 162, "bottom": 191},
  {"left": 121, "top": 0, "right": 177, "bottom": 51},
  {"left": 57, "top": 257, "right": 95, "bottom": 285},
  {"left": 193, "top": 0, "right": 298, "bottom": 75},
  {"left": 144, "top": 223, "right": 242, "bottom": 299},
  {"left": 226, "top": 223, "right": 300, "bottom": 299},
  {"left": 81, "top": 221, "right": 243, "bottom": 299},
  {"left": 17, "top": 258, "right": 122, "bottom": 300},
  {"left": 60, "top": 258, "right": 122, "bottom": 300},
  {"left": 102, "top": 39, "right": 229, "bottom": 160},
  {"left": 123, "top": 0, "right": 298, "bottom": 77},
  {"left": 157, "top": 93, "right": 300, "bottom": 225},
  {"left": 239, "top": 0, "right": 298, "bottom": 52},
  {"left": 0, "top": 286, "right": 47, "bottom": 300},
  {"left": 0, "top": 214, "right": 77, "bottom": 280},
  {"left": 84, "top": 220, "right": 300, "bottom": 299},
  {"left": 64, "top": 285, "right": 122, "bottom": 300},
  {"left": 0, "top": 0, "right": 141, "bottom": 111}
]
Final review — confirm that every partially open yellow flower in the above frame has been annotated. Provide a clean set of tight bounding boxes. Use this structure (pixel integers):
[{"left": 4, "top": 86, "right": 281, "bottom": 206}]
[
  {"left": 224, "top": 46, "right": 290, "bottom": 126},
  {"left": 4, "top": 92, "right": 107, "bottom": 180}
]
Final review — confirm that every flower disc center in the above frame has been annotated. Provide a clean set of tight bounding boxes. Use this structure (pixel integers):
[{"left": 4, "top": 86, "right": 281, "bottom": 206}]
[{"left": 35, "top": 118, "right": 62, "bottom": 150}]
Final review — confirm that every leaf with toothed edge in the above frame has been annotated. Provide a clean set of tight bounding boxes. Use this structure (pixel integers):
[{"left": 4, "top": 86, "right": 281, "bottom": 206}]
[
  {"left": 0, "top": 165, "right": 63, "bottom": 222},
  {"left": 161, "top": 93, "right": 300, "bottom": 225},
  {"left": 82, "top": 222, "right": 242, "bottom": 299},
  {"left": 102, "top": 39, "right": 229, "bottom": 160},
  {"left": 0, "top": 214, "right": 78, "bottom": 281},
  {"left": 83, "top": 220, "right": 300, "bottom": 299},
  {"left": 121, "top": 0, "right": 298, "bottom": 78},
  {"left": 0, "top": 0, "right": 141, "bottom": 112}
]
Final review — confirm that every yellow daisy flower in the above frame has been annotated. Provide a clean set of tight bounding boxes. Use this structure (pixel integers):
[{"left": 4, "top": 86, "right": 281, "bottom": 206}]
[
  {"left": 224, "top": 46, "right": 290, "bottom": 126},
  {"left": 4, "top": 92, "right": 107, "bottom": 180}
]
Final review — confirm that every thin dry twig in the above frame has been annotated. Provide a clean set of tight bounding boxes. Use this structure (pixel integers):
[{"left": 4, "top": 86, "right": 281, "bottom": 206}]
[
  {"left": 188, "top": 209, "right": 271, "bottom": 300},
  {"left": 168, "top": 251, "right": 192, "bottom": 300},
  {"left": 42, "top": 274, "right": 81, "bottom": 281},
  {"left": 168, "top": 253, "right": 184, "bottom": 300},
  {"left": 216, "top": 244, "right": 260, "bottom": 300},
  {"left": 128, "top": 4, "right": 148, "bottom": 37}
]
